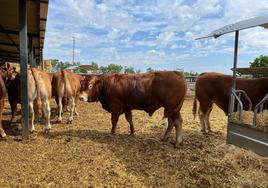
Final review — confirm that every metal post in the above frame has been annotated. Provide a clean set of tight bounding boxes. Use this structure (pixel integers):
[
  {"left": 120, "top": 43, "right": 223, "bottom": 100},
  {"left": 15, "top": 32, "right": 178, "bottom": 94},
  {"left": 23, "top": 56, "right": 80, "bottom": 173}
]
[
  {"left": 227, "top": 30, "right": 239, "bottom": 143},
  {"left": 41, "top": 48, "right": 44, "bottom": 70},
  {"left": 230, "top": 30, "right": 239, "bottom": 113},
  {"left": 19, "top": 0, "right": 29, "bottom": 139},
  {"left": 29, "top": 35, "right": 35, "bottom": 67}
]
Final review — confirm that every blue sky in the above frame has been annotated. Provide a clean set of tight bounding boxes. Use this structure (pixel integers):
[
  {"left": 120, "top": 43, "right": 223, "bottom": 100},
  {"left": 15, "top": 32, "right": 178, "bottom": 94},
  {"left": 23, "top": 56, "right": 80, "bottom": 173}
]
[{"left": 44, "top": 0, "right": 268, "bottom": 73}]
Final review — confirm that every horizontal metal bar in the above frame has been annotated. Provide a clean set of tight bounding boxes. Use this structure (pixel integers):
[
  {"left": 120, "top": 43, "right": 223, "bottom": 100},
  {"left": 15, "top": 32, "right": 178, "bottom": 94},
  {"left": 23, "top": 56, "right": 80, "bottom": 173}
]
[
  {"left": 0, "top": 28, "right": 39, "bottom": 37},
  {"left": 253, "top": 93, "right": 268, "bottom": 126},
  {"left": 0, "top": 51, "right": 20, "bottom": 55},
  {"left": 27, "top": 0, "right": 48, "bottom": 3},
  {"left": 0, "top": 42, "right": 19, "bottom": 47}
]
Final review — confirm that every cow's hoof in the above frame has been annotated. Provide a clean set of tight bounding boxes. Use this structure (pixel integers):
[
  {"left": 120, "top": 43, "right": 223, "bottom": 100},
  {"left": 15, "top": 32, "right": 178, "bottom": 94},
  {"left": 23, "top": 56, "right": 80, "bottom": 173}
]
[
  {"left": 44, "top": 129, "right": 50, "bottom": 134},
  {"left": 170, "top": 141, "right": 183, "bottom": 148},
  {"left": 29, "top": 130, "right": 35, "bottom": 134},
  {"left": 129, "top": 133, "right": 135, "bottom": 137},
  {"left": 161, "top": 137, "right": 170, "bottom": 142},
  {"left": 202, "top": 130, "right": 211, "bottom": 135},
  {"left": 0, "top": 137, "right": 7, "bottom": 141},
  {"left": 56, "top": 119, "right": 62, "bottom": 123},
  {"left": 1, "top": 132, "right": 7, "bottom": 138},
  {"left": 67, "top": 120, "right": 73, "bottom": 124}
]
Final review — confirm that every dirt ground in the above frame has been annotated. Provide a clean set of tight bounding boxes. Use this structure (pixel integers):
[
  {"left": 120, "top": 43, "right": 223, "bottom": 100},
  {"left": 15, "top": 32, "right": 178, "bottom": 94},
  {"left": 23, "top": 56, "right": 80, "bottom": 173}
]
[{"left": 0, "top": 98, "right": 267, "bottom": 187}]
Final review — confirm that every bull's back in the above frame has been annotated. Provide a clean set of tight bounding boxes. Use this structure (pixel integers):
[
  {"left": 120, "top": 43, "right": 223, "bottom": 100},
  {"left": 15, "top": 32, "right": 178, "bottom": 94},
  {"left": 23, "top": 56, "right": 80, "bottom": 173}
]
[
  {"left": 195, "top": 72, "right": 268, "bottom": 113},
  {"left": 102, "top": 71, "right": 186, "bottom": 113}
]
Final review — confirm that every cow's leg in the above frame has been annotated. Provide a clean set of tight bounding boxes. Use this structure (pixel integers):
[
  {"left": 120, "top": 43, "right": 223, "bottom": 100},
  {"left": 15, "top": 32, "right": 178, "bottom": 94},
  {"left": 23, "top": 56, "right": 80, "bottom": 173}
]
[
  {"left": 124, "top": 111, "right": 135, "bottom": 136},
  {"left": 204, "top": 107, "right": 212, "bottom": 133},
  {"left": 198, "top": 107, "right": 206, "bottom": 133},
  {"left": 74, "top": 106, "right": 79, "bottom": 116},
  {"left": 74, "top": 96, "right": 79, "bottom": 116},
  {"left": 67, "top": 96, "right": 75, "bottom": 124},
  {"left": 57, "top": 97, "right": 63, "bottom": 122},
  {"left": 0, "top": 100, "right": 6, "bottom": 138},
  {"left": 9, "top": 102, "right": 17, "bottom": 126},
  {"left": 29, "top": 101, "right": 35, "bottom": 133},
  {"left": 43, "top": 99, "right": 51, "bottom": 132},
  {"left": 171, "top": 113, "right": 183, "bottom": 148},
  {"left": 198, "top": 101, "right": 212, "bottom": 134},
  {"left": 162, "top": 117, "right": 174, "bottom": 142},
  {"left": 111, "top": 113, "right": 120, "bottom": 134}
]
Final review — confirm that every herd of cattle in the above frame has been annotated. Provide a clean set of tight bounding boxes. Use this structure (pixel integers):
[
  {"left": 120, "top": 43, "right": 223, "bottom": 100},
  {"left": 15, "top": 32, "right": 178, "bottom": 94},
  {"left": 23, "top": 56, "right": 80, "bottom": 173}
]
[{"left": 0, "top": 62, "right": 267, "bottom": 148}]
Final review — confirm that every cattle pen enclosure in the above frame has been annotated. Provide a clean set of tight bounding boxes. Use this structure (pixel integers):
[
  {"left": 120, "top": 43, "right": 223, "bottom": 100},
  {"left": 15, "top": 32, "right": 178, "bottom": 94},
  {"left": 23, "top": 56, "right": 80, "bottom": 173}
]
[{"left": 0, "top": 98, "right": 267, "bottom": 187}]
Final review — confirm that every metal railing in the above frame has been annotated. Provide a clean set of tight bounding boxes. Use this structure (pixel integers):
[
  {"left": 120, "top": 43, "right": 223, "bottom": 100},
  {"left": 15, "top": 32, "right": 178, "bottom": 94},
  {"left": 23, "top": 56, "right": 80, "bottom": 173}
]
[
  {"left": 253, "top": 93, "right": 268, "bottom": 126},
  {"left": 230, "top": 90, "right": 252, "bottom": 121}
]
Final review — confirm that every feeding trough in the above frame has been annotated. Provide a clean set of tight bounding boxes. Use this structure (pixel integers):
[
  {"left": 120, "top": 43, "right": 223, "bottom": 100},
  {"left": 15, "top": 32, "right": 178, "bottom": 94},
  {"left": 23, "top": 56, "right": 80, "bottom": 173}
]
[{"left": 196, "top": 15, "right": 268, "bottom": 157}]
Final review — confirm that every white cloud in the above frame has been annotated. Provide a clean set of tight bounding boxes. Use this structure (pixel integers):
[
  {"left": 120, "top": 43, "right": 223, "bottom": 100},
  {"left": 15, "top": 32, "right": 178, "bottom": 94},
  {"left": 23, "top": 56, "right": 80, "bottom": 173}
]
[{"left": 44, "top": 0, "right": 268, "bottom": 72}]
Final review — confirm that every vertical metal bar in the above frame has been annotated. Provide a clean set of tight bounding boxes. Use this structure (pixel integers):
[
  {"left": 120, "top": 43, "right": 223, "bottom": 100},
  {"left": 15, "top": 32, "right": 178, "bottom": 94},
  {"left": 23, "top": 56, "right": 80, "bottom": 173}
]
[
  {"left": 227, "top": 31, "right": 239, "bottom": 144},
  {"left": 29, "top": 35, "right": 35, "bottom": 67},
  {"left": 237, "top": 92, "right": 241, "bottom": 112},
  {"left": 41, "top": 48, "right": 44, "bottom": 70},
  {"left": 230, "top": 31, "right": 239, "bottom": 113},
  {"left": 19, "top": 0, "right": 29, "bottom": 139},
  {"left": 232, "top": 31, "right": 239, "bottom": 91}
]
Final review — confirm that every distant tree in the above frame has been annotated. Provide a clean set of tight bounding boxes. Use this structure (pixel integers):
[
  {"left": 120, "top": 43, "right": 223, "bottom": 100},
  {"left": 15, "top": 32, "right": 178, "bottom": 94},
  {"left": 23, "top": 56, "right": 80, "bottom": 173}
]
[
  {"left": 249, "top": 55, "right": 268, "bottom": 67},
  {"left": 100, "top": 64, "right": 123, "bottom": 73},
  {"left": 50, "top": 59, "right": 72, "bottom": 71},
  {"left": 146, "top": 67, "right": 154, "bottom": 73},
  {"left": 124, "top": 66, "right": 135, "bottom": 74},
  {"left": 184, "top": 71, "right": 199, "bottom": 77},
  {"left": 136, "top": 69, "right": 141, "bottom": 74}
]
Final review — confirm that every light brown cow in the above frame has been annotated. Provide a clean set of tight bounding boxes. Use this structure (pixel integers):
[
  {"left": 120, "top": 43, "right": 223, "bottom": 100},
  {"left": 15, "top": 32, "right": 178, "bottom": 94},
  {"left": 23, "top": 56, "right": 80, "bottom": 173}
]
[
  {"left": 193, "top": 72, "right": 268, "bottom": 133},
  {"left": 80, "top": 71, "right": 186, "bottom": 148},
  {"left": 52, "top": 70, "right": 84, "bottom": 123},
  {"left": 7, "top": 68, "right": 52, "bottom": 132}
]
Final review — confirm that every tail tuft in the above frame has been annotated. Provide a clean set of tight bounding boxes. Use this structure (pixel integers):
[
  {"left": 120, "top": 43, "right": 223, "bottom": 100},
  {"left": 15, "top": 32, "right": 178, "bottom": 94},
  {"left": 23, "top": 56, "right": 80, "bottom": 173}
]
[{"left": 193, "top": 97, "right": 197, "bottom": 120}]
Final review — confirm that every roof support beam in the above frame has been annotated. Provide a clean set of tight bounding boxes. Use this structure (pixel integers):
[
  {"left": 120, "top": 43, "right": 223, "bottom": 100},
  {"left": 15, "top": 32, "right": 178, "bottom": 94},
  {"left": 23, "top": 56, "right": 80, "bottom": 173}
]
[
  {"left": 0, "top": 25, "right": 20, "bottom": 52},
  {"left": 19, "top": 0, "right": 29, "bottom": 139},
  {"left": 0, "top": 27, "right": 39, "bottom": 37}
]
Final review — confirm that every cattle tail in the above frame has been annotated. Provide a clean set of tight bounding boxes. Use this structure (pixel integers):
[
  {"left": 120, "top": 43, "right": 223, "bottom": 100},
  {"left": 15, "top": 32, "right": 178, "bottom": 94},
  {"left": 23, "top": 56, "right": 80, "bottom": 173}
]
[
  {"left": 30, "top": 68, "right": 42, "bottom": 117},
  {"left": 192, "top": 97, "right": 197, "bottom": 120}
]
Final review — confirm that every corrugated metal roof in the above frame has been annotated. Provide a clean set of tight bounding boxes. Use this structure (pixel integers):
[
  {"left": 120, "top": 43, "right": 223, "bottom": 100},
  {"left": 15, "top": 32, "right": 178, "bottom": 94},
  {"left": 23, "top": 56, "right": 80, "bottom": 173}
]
[
  {"left": 196, "top": 15, "right": 268, "bottom": 40},
  {"left": 0, "top": 0, "right": 49, "bottom": 62}
]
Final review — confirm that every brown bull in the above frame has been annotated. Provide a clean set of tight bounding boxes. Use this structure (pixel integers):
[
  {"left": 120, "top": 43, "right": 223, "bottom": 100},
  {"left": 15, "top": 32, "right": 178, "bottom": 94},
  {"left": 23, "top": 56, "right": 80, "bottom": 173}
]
[
  {"left": 0, "top": 63, "right": 14, "bottom": 137},
  {"left": 193, "top": 72, "right": 268, "bottom": 133},
  {"left": 52, "top": 70, "right": 84, "bottom": 123},
  {"left": 80, "top": 71, "right": 186, "bottom": 148},
  {"left": 7, "top": 68, "right": 52, "bottom": 132}
]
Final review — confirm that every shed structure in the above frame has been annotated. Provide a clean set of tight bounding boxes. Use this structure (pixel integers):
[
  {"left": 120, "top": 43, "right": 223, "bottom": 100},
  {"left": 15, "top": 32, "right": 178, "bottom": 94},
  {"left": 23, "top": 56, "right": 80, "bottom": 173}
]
[{"left": 0, "top": 0, "right": 49, "bottom": 138}]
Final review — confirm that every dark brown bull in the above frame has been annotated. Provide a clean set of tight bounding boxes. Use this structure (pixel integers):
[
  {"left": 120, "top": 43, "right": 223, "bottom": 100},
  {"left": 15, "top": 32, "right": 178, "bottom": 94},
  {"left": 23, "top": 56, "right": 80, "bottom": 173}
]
[
  {"left": 80, "top": 71, "right": 186, "bottom": 148},
  {"left": 0, "top": 63, "right": 15, "bottom": 137},
  {"left": 193, "top": 72, "right": 268, "bottom": 133}
]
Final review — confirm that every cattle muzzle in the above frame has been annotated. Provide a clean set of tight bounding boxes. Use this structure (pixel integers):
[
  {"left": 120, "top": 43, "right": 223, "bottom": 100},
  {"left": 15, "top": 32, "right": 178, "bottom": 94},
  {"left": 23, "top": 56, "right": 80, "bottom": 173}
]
[{"left": 79, "top": 92, "right": 88, "bottom": 102}]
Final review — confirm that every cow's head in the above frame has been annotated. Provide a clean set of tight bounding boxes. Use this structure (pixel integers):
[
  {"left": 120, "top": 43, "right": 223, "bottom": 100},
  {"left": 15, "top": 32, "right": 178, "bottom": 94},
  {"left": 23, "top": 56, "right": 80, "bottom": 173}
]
[
  {"left": 80, "top": 75, "right": 101, "bottom": 102},
  {"left": 0, "top": 63, "right": 16, "bottom": 82}
]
